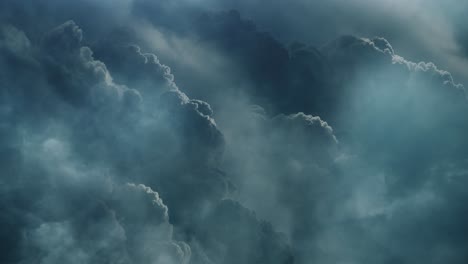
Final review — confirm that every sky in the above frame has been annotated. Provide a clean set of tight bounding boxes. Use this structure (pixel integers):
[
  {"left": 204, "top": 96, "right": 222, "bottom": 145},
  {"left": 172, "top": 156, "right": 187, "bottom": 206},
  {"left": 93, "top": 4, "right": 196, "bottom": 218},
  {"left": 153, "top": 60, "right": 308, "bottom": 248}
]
[{"left": 1, "top": 1, "right": 468, "bottom": 264}]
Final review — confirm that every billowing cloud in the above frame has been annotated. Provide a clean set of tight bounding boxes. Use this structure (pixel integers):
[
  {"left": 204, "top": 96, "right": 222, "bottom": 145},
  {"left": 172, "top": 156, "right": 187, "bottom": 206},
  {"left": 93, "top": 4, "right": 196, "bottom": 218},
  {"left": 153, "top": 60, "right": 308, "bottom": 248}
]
[
  {"left": 2, "top": 1, "right": 468, "bottom": 264},
  {"left": 1, "top": 21, "right": 222, "bottom": 263},
  {"left": 0, "top": 17, "right": 293, "bottom": 264}
]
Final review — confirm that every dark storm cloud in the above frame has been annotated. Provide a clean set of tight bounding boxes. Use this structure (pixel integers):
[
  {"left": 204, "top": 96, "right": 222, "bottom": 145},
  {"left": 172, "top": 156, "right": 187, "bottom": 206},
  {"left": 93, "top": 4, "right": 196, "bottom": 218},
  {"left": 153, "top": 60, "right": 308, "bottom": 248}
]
[
  {"left": 0, "top": 17, "right": 294, "bottom": 264},
  {"left": 41, "top": 21, "right": 140, "bottom": 110},
  {"left": 0, "top": 20, "right": 191, "bottom": 263},
  {"left": 314, "top": 37, "right": 468, "bottom": 263},
  {"left": 322, "top": 36, "right": 468, "bottom": 192},
  {"left": 3, "top": 1, "right": 468, "bottom": 264},
  {"left": 93, "top": 44, "right": 177, "bottom": 99},
  {"left": 180, "top": 9, "right": 468, "bottom": 263},
  {"left": 196, "top": 199, "right": 295, "bottom": 264},
  {"left": 134, "top": 8, "right": 331, "bottom": 116},
  {"left": 89, "top": 39, "right": 230, "bottom": 227},
  {"left": 0, "top": 0, "right": 134, "bottom": 43},
  {"left": 198, "top": 0, "right": 468, "bottom": 85},
  {"left": 221, "top": 108, "right": 340, "bottom": 263},
  {"left": 21, "top": 181, "right": 190, "bottom": 264}
]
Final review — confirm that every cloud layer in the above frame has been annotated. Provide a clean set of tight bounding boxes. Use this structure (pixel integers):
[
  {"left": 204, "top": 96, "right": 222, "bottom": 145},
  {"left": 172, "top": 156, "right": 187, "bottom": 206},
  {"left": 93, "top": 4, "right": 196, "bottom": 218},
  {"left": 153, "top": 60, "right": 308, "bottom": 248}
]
[{"left": 1, "top": 1, "right": 468, "bottom": 264}]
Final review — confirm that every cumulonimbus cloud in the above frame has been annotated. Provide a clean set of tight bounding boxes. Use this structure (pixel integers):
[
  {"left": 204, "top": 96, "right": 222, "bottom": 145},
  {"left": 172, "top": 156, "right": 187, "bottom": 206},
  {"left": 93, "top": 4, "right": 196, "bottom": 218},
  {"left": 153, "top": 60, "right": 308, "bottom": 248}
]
[{"left": 2, "top": 1, "right": 468, "bottom": 264}]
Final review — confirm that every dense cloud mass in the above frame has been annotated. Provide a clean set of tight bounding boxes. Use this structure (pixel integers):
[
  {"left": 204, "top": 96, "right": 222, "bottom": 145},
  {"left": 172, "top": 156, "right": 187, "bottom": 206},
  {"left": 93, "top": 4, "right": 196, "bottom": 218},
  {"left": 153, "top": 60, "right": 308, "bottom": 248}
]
[{"left": 1, "top": 1, "right": 468, "bottom": 264}]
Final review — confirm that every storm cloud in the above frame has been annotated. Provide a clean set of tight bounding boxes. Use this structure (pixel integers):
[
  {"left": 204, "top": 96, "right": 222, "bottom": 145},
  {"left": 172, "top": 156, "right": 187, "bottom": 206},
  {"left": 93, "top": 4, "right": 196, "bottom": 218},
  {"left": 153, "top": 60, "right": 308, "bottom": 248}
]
[{"left": 1, "top": 1, "right": 468, "bottom": 264}]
